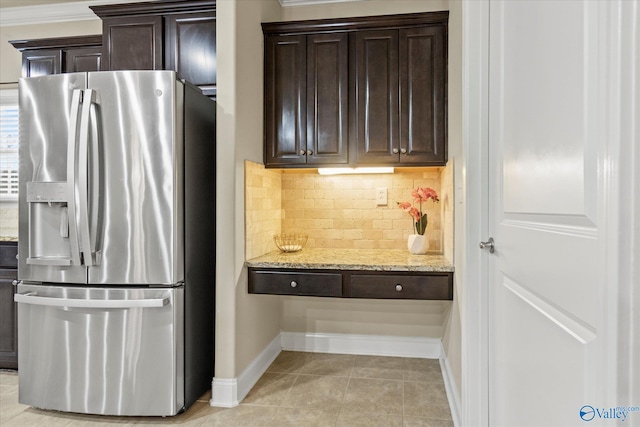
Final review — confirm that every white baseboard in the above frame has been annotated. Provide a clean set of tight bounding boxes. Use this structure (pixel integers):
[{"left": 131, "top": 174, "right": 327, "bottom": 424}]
[
  {"left": 210, "top": 334, "right": 281, "bottom": 408},
  {"left": 280, "top": 331, "right": 442, "bottom": 358},
  {"left": 440, "top": 343, "right": 462, "bottom": 427}
]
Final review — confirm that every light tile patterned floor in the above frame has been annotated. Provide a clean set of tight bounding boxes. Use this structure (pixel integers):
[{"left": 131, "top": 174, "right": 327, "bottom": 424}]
[{"left": 0, "top": 351, "right": 453, "bottom": 426}]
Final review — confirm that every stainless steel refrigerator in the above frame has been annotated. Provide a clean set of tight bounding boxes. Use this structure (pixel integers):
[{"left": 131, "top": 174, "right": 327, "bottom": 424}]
[{"left": 14, "top": 70, "right": 215, "bottom": 416}]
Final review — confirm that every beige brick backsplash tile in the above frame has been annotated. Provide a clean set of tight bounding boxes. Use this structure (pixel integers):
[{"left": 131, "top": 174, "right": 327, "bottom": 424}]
[
  {"left": 362, "top": 229, "right": 383, "bottom": 240},
  {"left": 372, "top": 219, "right": 393, "bottom": 230},
  {"left": 246, "top": 162, "right": 445, "bottom": 257},
  {"left": 314, "top": 199, "right": 334, "bottom": 209}
]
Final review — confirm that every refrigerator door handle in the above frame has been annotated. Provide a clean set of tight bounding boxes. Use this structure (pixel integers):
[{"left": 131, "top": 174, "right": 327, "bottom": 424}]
[
  {"left": 66, "top": 89, "right": 83, "bottom": 266},
  {"left": 77, "top": 89, "right": 96, "bottom": 266},
  {"left": 14, "top": 292, "right": 170, "bottom": 309},
  {"left": 89, "top": 95, "right": 101, "bottom": 264}
]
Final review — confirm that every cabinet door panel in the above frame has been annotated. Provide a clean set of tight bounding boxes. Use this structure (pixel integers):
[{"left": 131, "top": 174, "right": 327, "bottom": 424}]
[
  {"left": 354, "top": 30, "right": 399, "bottom": 165},
  {"left": 399, "top": 26, "right": 447, "bottom": 164},
  {"left": 350, "top": 273, "right": 452, "bottom": 300},
  {"left": 66, "top": 47, "right": 102, "bottom": 72},
  {"left": 102, "top": 15, "right": 163, "bottom": 71},
  {"left": 165, "top": 13, "right": 216, "bottom": 96},
  {"left": 306, "top": 33, "right": 349, "bottom": 165},
  {"left": 264, "top": 35, "right": 307, "bottom": 166},
  {"left": 22, "top": 49, "right": 61, "bottom": 77},
  {"left": 0, "top": 269, "right": 18, "bottom": 369},
  {"left": 249, "top": 269, "right": 342, "bottom": 297}
]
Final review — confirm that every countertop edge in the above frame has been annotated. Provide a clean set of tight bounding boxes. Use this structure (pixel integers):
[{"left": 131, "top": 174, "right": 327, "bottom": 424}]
[
  {"left": 245, "top": 249, "right": 455, "bottom": 273},
  {"left": 245, "top": 261, "right": 454, "bottom": 273}
]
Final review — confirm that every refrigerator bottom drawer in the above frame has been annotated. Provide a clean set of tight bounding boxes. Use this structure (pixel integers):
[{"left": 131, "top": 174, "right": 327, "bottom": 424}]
[{"left": 15, "top": 284, "right": 184, "bottom": 416}]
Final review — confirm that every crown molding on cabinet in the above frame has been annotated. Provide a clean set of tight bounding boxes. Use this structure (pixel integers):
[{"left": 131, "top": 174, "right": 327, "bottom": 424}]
[{"left": 0, "top": 0, "right": 149, "bottom": 26}]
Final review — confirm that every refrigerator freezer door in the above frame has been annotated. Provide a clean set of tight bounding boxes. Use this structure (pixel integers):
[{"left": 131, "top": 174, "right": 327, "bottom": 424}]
[
  {"left": 18, "top": 73, "right": 88, "bottom": 284},
  {"left": 86, "top": 71, "right": 184, "bottom": 285},
  {"left": 15, "top": 283, "right": 184, "bottom": 416}
]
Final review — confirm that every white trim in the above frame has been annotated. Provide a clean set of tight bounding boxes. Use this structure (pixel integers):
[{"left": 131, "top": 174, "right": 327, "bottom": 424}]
[
  {"left": 603, "top": 0, "right": 639, "bottom": 409},
  {"left": 440, "top": 342, "right": 461, "bottom": 427},
  {"left": 210, "top": 378, "right": 238, "bottom": 408},
  {"left": 280, "top": 331, "right": 441, "bottom": 358},
  {"left": 0, "top": 0, "right": 149, "bottom": 26},
  {"left": 461, "top": 0, "right": 490, "bottom": 426},
  {"left": 279, "top": 0, "right": 361, "bottom": 7},
  {"left": 209, "top": 334, "right": 281, "bottom": 408}
]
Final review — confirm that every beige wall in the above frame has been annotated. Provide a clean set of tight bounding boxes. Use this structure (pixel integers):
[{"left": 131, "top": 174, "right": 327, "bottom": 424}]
[{"left": 216, "top": 0, "right": 283, "bottom": 379}]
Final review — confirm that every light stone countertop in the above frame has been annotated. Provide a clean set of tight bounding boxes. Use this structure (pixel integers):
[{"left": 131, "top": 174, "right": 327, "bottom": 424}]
[
  {"left": 0, "top": 237, "right": 18, "bottom": 242},
  {"left": 246, "top": 248, "right": 454, "bottom": 272}
]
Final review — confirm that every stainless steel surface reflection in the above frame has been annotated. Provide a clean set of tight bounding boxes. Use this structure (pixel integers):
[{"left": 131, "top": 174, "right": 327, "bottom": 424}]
[
  {"left": 87, "top": 71, "right": 183, "bottom": 285},
  {"left": 16, "top": 283, "right": 184, "bottom": 416}
]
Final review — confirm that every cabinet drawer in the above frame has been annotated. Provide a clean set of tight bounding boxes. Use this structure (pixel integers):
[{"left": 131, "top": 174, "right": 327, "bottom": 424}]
[
  {"left": 350, "top": 273, "right": 452, "bottom": 300},
  {"left": 249, "top": 269, "right": 342, "bottom": 297}
]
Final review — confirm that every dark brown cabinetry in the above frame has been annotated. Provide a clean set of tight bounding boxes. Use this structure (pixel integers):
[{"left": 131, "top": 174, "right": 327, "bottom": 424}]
[
  {"left": 10, "top": 35, "right": 102, "bottom": 77},
  {"left": 263, "top": 11, "right": 448, "bottom": 168},
  {"left": 249, "top": 269, "right": 343, "bottom": 297},
  {"left": 101, "top": 14, "right": 163, "bottom": 71},
  {"left": 248, "top": 267, "right": 453, "bottom": 300},
  {"left": 350, "top": 272, "right": 452, "bottom": 300},
  {"left": 0, "top": 242, "right": 18, "bottom": 369},
  {"left": 355, "top": 26, "right": 447, "bottom": 165},
  {"left": 264, "top": 32, "right": 349, "bottom": 166},
  {"left": 91, "top": 0, "right": 217, "bottom": 97}
]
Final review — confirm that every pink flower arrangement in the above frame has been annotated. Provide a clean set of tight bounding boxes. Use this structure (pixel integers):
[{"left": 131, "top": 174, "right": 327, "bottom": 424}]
[{"left": 397, "top": 187, "right": 439, "bottom": 235}]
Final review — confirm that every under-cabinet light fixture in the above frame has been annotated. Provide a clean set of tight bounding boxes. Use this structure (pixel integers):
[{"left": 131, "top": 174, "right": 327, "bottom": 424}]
[{"left": 317, "top": 167, "right": 395, "bottom": 176}]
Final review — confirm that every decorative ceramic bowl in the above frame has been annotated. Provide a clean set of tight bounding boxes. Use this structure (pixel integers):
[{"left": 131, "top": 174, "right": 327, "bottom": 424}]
[{"left": 273, "top": 233, "right": 308, "bottom": 253}]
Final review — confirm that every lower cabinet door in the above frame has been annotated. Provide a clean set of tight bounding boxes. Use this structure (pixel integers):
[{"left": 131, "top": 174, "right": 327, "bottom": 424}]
[
  {"left": 0, "top": 269, "right": 18, "bottom": 369},
  {"left": 249, "top": 269, "right": 342, "bottom": 297},
  {"left": 350, "top": 273, "right": 453, "bottom": 300}
]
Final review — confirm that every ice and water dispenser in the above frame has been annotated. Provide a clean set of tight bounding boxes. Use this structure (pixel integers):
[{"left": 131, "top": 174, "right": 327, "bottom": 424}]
[{"left": 26, "top": 181, "right": 73, "bottom": 266}]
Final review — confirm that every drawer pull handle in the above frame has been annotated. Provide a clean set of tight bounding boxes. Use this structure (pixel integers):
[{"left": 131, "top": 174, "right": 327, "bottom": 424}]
[
  {"left": 395, "top": 284, "right": 403, "bottom": 292},
  {"left": 290, "top": 281, "right": 298, "bottom": 288}
]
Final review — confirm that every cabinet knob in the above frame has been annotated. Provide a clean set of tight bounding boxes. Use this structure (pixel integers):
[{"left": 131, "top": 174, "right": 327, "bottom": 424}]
[
  {"left": 290, "top": 281, "right": 298, "bottom": 288},
  {"left": 400, "top": 148, "right": 407, "bottom": 154},
  {"left": 306, "top": 150, "right": 313, "bottom": 156},
  {"left": 300, "top": 150, "right": 306, "bottom": 156},
  {"left": 395, "top": 284, "right": 403, "bottom": 292},
  {"left": 392, "top": 148, "right": 399, "bottom": 154}
]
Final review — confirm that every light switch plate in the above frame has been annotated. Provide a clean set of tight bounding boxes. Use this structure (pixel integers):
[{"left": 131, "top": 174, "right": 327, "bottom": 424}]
[{"left": 376, "top": 187, "right": 387, "bottom": 206}]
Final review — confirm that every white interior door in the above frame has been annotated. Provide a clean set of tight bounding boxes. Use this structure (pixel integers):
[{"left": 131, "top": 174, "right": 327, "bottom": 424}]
[{"left": 487, "top": 1, "right": 620, "bottom": 425}]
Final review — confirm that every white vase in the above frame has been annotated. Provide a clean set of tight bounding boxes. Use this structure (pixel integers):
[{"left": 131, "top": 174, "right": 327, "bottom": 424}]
[{"left": 407, "top": 234, "right": 430, "bottom": 255}]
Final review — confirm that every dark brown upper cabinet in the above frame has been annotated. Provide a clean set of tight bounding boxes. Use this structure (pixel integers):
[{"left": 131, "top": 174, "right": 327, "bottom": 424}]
[
  {"left": 263, "top": 11, "right": 448, "bottom": 168},
  {"left": 264, "top": 32, "right": 349, "bottom": 166},
  {"left": 91, "top": 0, "right": 216, "bottom": 98},
  {"left": 100, "top": 14, "right": 163, "bottom": 71},
  {"left": 10, "top": 35, "right": 102, "bottom": 77}
]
